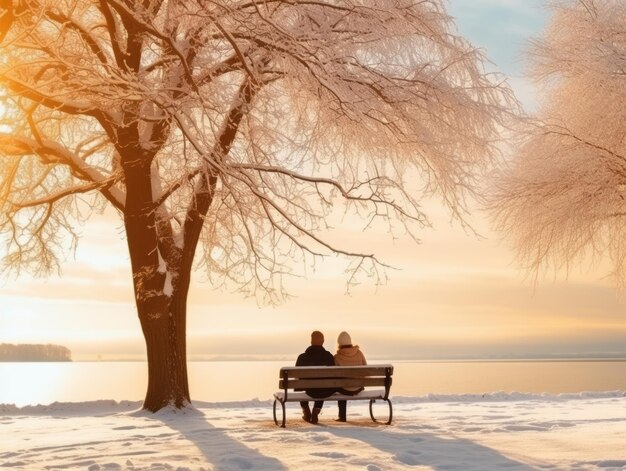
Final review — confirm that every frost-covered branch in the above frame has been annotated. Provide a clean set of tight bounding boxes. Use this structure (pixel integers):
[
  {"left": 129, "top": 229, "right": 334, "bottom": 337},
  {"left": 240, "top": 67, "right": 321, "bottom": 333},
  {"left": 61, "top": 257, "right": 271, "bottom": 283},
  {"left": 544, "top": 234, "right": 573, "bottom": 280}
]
[
  {"left": 491, "top": 0, "right": 626, "bottom": 286},
  {"left": 1, "top": 0, "right": 513, "bottom": 299}
]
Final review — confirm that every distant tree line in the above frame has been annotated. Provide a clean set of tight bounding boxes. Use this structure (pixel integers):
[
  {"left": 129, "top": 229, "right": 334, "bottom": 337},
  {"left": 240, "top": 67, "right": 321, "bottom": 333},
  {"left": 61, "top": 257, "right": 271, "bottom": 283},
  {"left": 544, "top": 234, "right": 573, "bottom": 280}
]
[{"left": 0, "top": 343, "right": 72, "bottom": 362}]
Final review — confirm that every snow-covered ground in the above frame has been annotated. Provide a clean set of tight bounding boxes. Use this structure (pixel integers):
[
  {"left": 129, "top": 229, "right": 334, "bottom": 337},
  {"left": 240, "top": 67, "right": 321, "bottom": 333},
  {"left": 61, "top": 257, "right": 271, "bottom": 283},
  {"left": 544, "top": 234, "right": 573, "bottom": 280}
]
[{"left": 2, "top": 392, "right": 626, "bottom": 470}]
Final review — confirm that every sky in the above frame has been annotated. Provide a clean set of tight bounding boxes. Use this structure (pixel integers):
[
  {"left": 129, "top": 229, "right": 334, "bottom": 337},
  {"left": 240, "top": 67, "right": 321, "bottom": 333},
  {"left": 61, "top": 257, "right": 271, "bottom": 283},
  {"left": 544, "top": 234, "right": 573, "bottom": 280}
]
[{"left": 2, "top": 0, "right": 626, "bottom": 361}]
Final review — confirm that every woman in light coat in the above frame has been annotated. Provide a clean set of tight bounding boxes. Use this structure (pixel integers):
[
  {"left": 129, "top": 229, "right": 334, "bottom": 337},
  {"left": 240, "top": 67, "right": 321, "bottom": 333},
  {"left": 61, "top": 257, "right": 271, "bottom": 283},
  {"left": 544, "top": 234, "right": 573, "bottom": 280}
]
[{"left": 333, "top": 331, "right": 367, "bottom": 422}]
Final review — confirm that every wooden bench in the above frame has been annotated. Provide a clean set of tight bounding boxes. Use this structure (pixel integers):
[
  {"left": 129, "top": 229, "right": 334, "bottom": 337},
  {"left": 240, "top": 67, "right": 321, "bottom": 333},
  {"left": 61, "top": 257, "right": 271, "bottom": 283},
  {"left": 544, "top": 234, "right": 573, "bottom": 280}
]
[{"left": 273, "top": 364, "right": 393, "bottom": 427}]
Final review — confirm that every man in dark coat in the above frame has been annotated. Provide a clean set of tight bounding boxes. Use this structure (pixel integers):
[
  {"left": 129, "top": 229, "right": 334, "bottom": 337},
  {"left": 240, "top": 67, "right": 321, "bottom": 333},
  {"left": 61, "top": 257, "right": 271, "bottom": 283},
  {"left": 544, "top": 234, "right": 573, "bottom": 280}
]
[{"left": 296, "top": 330, "right": 335, "bottom": 423}]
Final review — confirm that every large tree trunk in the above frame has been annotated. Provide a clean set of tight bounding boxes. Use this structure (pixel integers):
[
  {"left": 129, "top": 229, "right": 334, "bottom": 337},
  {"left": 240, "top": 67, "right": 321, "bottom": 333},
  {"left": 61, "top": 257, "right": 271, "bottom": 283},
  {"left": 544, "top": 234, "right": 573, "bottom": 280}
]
[
  {"left": 138, "top": 287, "right": 191, "bottom": 411},
  {"left": 121, "top": 149, "right": 195, "bottom": 411}
]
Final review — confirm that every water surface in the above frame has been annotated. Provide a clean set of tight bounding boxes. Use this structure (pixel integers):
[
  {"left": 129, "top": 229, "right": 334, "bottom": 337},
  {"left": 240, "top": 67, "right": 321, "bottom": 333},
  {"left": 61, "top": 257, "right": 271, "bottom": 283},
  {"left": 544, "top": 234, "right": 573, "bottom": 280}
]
[{"left": 2, "top": 360, "right": 626, "bottom": 407}]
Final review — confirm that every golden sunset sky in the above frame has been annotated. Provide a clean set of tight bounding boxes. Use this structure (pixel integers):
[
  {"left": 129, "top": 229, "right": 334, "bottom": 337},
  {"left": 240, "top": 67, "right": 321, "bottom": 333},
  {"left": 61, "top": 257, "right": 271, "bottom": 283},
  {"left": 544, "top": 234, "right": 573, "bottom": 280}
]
[{"left": 2, "top": 0, "right": 625, "bottom": 361}]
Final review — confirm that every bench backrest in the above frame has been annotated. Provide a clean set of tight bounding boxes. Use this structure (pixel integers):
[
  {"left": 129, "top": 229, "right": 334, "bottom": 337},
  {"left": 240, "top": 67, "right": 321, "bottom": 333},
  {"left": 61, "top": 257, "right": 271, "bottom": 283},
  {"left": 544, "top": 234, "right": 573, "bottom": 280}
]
[{"left": 279, "top": 365, "right": 393, "bottom": 399}]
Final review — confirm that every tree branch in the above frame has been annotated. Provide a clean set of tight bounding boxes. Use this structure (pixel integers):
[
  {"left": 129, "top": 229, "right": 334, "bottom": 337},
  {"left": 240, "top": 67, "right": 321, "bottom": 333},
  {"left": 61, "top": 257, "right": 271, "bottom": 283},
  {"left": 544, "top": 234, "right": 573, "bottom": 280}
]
[
  {"left": 44, "top": 10, "right": 110, "bottom": 65},
  {"left": 0, "top": 134, "right": 126, "bottom": 210},
  {"left": 0, "top": 74, "right": 109, "bottom": 119},
  {"left": 97, "top": 0, "right": 126, "bottom": 70},
  {"left": 10, "top": 177, "right": 118, "bottom": 210}
]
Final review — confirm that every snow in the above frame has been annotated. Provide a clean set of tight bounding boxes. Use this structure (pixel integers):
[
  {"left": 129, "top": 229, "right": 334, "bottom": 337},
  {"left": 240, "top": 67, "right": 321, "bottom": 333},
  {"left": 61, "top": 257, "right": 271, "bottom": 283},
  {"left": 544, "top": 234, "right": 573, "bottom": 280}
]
[
  {"left": 163, "top": 270, "right": 173, "bottom": 297},
  {"left": 2, "top": 393, "right": 626, "bottom": 470},
  {"left": 157, "top": 249, "right": 167, "bottom": 273}
]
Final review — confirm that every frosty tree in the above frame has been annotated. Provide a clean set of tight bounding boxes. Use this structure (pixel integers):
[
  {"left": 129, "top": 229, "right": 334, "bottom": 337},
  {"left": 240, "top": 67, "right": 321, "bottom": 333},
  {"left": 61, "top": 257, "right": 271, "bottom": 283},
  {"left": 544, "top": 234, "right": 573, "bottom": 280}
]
[
  {"left": 492, "top": 0, "right": 626, "bottom": 285},
  {"left": 0, "top": 0, "right": 511, "bottom": 411}
]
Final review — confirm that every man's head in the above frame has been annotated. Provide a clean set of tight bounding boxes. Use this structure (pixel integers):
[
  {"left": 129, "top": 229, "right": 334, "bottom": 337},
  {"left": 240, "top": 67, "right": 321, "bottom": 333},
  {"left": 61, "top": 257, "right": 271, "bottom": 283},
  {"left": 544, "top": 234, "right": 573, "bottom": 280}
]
[{"left": 311, "top": 330, "right": 324, "bottom": 346}]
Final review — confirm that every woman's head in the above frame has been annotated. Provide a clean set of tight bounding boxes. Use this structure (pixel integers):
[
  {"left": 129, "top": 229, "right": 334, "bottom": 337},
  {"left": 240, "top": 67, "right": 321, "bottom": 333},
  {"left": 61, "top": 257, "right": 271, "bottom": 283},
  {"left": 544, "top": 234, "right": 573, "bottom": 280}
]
[{"left": 337, "top": 331, "right": 352, "bottom": 347}]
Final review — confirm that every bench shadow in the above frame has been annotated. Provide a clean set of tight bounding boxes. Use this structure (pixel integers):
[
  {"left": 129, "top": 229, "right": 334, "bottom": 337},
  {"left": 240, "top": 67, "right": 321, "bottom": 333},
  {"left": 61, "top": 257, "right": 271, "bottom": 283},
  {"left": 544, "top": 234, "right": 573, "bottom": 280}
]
[
  {"left": 144, "top": 407, "right": 288, "bottom": 471},
  {"left": 324, "top": 424, "right": 538, "bottom": 470}
]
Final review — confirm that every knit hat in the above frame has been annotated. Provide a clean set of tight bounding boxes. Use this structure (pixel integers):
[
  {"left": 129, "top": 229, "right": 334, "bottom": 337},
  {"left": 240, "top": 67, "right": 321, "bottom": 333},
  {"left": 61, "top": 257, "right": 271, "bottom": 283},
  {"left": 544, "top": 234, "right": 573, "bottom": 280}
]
[
  {"left": 337, "top": 331, "right": 352, "bottom": 347},
  {"left": 311, "top": 330, "right": 324, "bottom": 346}
]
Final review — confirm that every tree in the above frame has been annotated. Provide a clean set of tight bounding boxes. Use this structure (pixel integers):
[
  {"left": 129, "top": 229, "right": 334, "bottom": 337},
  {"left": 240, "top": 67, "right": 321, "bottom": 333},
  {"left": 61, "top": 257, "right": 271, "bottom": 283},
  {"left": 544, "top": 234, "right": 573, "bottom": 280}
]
[
  {"left": 0, "top": 0, "right": 511, "bottom": 411},
  {"left": 491, "top": 0, "right": 626, "bottom": 286},
  {"left": 0, "top": 343, "right": 72, "bottom": 361}
]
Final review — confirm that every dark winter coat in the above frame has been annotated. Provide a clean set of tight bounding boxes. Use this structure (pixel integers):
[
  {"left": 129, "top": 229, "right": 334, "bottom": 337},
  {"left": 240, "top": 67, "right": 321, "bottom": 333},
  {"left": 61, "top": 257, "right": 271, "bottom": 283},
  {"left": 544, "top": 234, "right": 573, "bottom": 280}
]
[{"left": 296, "top": 345, "right": 336, "bottom": 398}]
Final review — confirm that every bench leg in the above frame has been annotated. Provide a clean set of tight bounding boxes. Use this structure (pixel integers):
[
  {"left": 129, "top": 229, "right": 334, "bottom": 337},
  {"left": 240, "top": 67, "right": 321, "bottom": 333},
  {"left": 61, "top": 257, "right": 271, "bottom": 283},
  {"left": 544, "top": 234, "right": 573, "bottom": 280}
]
[
  {"left": 273, "top": 399, "right": 286, "bottom": 428},
  {"left": 369, "top": 398, "right": 393, "bottom": 425}
]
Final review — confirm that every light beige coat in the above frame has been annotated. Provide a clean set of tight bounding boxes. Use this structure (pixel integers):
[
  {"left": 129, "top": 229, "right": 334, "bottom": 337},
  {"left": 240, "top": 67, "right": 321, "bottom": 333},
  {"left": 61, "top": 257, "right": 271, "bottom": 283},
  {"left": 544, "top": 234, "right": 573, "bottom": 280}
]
[
  {"left": 334, "top": 346, "right": 367, "bottom": 366},
  {"left": 334, "top": 346, "right": 367, "bottom": 392}
]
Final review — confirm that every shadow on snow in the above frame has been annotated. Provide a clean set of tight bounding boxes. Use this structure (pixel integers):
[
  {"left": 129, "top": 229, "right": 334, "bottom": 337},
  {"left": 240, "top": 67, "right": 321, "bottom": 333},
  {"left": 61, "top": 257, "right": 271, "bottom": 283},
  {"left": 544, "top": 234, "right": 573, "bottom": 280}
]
[
  {"left": 322, "top": 424, "right": 538, "bottom": 470},
  {"left": 146, "top": 406, "right": 288, "bottom": 471}
]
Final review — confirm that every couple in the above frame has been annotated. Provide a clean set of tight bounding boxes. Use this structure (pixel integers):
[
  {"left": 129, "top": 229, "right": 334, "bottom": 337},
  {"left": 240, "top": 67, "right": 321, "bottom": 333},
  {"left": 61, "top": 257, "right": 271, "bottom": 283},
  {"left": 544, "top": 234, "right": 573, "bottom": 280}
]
[{"left": 296, "top": 330, "right": 367, "bottom": 424}]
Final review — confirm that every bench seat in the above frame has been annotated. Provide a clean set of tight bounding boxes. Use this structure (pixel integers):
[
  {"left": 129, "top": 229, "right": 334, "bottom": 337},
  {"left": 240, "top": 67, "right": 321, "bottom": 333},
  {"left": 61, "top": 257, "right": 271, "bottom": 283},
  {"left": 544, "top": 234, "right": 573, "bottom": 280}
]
[{"left": 273, "top": 388, "right": 387, "bottom": 402}]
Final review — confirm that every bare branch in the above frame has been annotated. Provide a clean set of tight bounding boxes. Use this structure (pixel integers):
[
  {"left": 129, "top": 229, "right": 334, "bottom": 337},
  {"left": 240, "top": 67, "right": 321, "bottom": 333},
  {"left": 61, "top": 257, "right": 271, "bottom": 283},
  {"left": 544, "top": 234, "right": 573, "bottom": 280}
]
[
  {"left": 10, "top": 177, "right": 117, "bottom": 210},
  {"left": 0, "top": 74, "right": 108, "bottom": 119},
  {"left": 0, "top": 134, "right": 125, "bottom": 210},
  {"left": 44, "top": 10, "right": 110, "bottom": 65}
]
